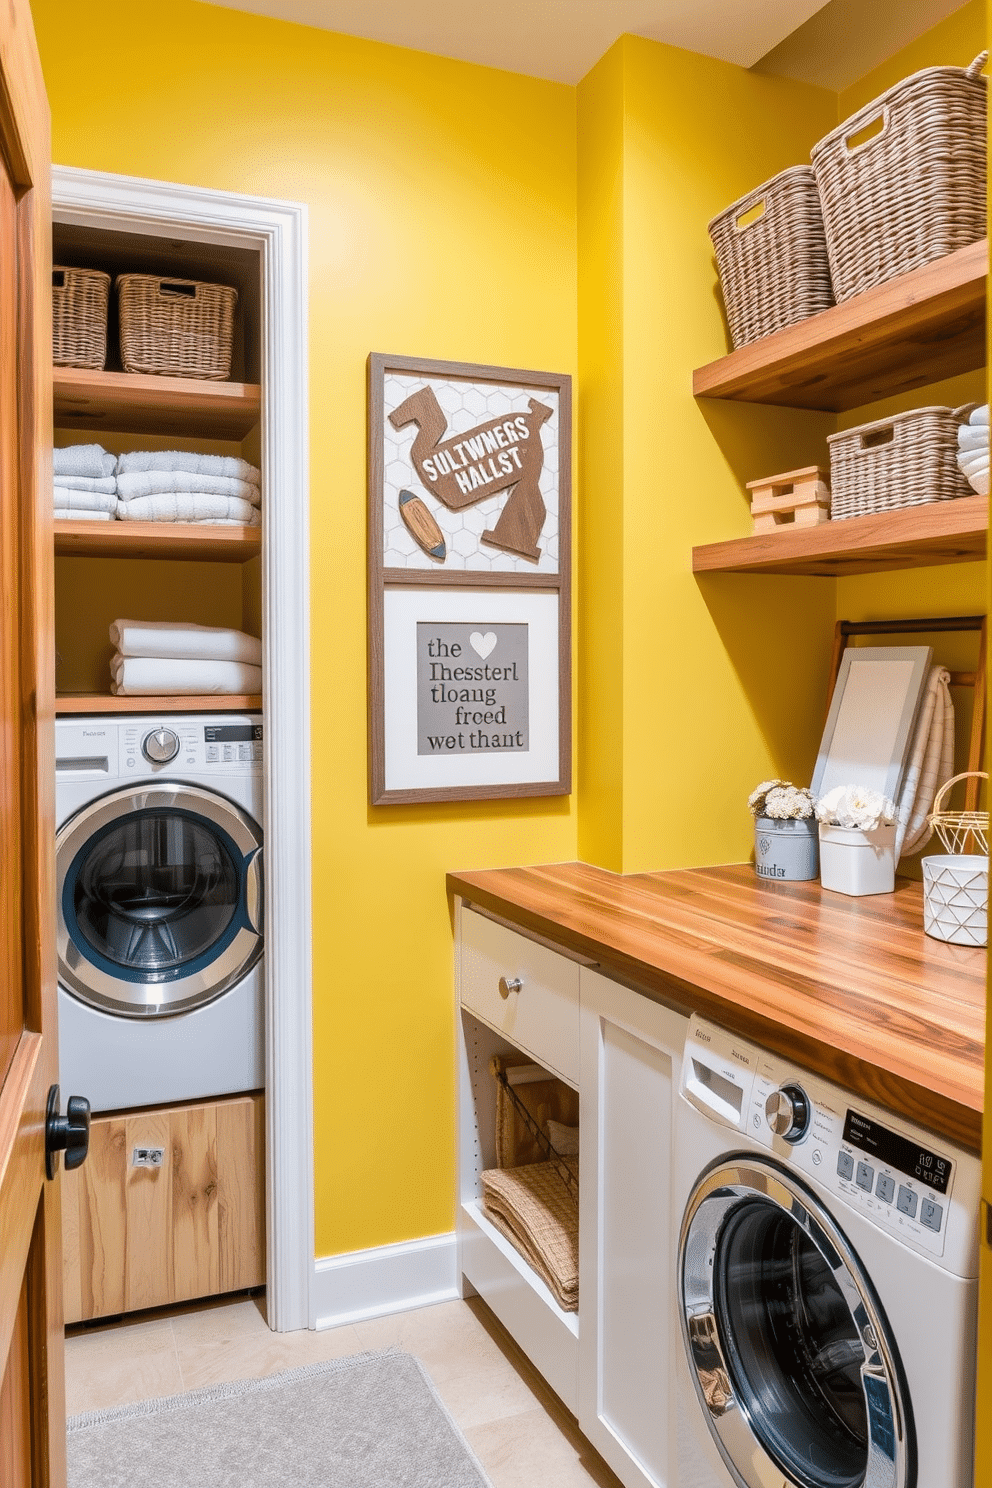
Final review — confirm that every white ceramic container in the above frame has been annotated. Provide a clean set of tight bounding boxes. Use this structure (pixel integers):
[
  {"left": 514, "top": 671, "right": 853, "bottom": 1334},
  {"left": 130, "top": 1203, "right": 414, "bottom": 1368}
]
[
  {"left": 818, "top": 822, "right": 896, "bottom": 896},
  {"left": 922, "top": 854, "right": 988, "bottom": 946}
]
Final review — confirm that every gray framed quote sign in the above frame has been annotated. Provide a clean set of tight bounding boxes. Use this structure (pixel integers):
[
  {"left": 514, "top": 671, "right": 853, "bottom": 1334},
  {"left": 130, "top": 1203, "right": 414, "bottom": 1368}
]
[{"left": 368, "top": 352, "right": 572, "bottom": 805}]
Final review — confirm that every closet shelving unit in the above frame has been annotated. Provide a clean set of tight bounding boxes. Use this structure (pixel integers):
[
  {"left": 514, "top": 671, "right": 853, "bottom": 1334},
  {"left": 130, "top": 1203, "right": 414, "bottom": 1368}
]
[
  {"left": 691, "top": 239, "right": 988, "bottom": 577},
  {"left": 52, "top": 224, "right": 264, "bottom": 716}
]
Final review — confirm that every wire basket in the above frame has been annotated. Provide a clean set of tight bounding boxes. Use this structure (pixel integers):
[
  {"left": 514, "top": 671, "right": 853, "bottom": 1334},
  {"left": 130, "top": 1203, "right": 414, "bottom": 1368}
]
[{"left": 928, "top": 771, "right": 988, "bottom": 855}]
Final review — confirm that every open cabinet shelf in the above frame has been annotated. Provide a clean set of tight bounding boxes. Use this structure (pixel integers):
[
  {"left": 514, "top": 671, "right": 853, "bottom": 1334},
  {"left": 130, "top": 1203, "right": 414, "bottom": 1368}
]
[
  {"left": 692, "top": 239, "right": 987, "bottom": 412},
  {"left": 54, "top": 366, "right": 262, "bottom": 440},
  {"left": 692, "top": 493, "right": 988, "bottom": 576},
  {"left": 54, "top": 519, "right": 261, "bottom": 562},
  {"left": 56, "top": 693, "right": 262, "bottom": 715}
]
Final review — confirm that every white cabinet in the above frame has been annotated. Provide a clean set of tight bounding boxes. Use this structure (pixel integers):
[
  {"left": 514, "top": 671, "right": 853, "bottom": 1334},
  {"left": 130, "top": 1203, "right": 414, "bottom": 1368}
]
[
  {"left": 577, "top": 970, "right": 687, "bottom": 1488},
  {"left": 455, "top": 899, "right": 690, "bottom": 1485},
  {"left": 460, "top": 905, "right": 580, "bottom": 1087}
]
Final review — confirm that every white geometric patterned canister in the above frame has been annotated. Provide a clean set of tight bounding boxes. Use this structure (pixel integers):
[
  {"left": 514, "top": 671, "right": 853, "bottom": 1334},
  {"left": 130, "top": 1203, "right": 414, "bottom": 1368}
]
[{"left": 922, "top": 854, "right": 988, "bottom": 946}]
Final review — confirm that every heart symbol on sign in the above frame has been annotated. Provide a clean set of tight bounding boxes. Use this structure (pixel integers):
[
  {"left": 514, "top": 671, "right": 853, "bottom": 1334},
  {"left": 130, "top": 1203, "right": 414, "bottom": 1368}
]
[{"left": 470, "top": 631, "right": 498, "bottom": 660}]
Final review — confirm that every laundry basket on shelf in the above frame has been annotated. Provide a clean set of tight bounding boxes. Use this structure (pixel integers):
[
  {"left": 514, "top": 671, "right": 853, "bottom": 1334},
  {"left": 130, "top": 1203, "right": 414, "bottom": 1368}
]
[
  {"left": 827, "top": 405, "right": 974, "bottom": 520},
  {"left": 117, "top": 274, "right": 238, "bottom": 380},
  {"left": 811, "top": 52, "right": 987, "bottom": 302},
  {"left": 52, "top": 265, "right": 110, "bottom": 370},
  {"left": 708, "top": 165, "right": 834, "bottom": 348}
]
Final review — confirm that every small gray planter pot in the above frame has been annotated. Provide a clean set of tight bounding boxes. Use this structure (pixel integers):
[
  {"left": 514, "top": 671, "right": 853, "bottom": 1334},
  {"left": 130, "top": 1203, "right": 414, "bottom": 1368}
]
[{"left": 754, "top": 815, "right": 819, "bottom": 882}]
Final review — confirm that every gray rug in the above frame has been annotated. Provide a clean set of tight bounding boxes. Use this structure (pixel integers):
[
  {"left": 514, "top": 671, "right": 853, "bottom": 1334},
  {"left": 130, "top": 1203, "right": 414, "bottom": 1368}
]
[{"left": 67, "top": 1349, "right": 492, "bottom": 1488}]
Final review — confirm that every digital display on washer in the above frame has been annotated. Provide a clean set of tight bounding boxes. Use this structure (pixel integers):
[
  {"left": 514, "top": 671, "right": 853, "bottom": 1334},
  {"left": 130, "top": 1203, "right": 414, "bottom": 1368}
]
[
  {"left": 203, "top": 725, "right": 263, "bottom": 742},
  {"left": 843, "top": 1110, "right": 951, "bottom": 1194}
]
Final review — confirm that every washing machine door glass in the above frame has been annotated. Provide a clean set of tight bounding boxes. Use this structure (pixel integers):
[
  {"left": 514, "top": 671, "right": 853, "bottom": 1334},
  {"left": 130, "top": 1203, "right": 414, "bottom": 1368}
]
[
  {"left": 679, "top": 1156, "right": 912, "bottom": 1488},
  {"left": 57, "top": 783, "right": 263, "bottom": 1017}
]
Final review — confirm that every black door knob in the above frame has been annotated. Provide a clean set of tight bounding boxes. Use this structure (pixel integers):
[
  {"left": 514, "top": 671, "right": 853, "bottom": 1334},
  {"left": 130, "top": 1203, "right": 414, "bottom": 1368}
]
[{"left": 45, "top": 1084, "right": 91, "bottom": 1179}]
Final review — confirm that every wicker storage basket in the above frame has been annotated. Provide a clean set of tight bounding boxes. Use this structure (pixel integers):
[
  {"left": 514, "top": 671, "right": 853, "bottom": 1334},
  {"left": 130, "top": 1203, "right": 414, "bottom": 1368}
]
[
  {"left": 52, "top": 266, "right": 110, "bottom": 370},
  {"left": 708, "top": 166, "right": 834, "bottom": 348},
  {"left": 117, "top": 274, "right": 238, "bottom": 380},
  {"left": 811, "top": 52, "right": 987, "bottom": 303},
  {"left": 827, "top": 405, "right": 973, "bottom": 520}
]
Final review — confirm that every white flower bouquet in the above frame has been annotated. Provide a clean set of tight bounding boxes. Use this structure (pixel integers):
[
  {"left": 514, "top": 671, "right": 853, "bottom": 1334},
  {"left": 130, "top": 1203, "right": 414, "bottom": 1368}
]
[
  {"left": 815, "top": 784, "right": 896, "bottom": 832},
  {"left": 748, "top": 780, "right": 817, "bottom": 821}
]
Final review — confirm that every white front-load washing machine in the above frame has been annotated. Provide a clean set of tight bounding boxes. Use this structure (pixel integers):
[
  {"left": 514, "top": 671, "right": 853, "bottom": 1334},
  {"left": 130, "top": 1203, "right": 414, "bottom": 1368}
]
[
  {"left": 56, "top": 713, "right": 264, "bottom": 1113},
  {"left": 674, "top": 1015, "right": 980, "bottom": 1488}
]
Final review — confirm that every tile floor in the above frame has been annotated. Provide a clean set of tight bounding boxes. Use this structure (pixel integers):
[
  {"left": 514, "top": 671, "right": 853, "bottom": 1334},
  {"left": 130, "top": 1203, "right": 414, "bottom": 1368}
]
[{"left": 65, "top": 1292, "right": 624, "bottom": 1488}]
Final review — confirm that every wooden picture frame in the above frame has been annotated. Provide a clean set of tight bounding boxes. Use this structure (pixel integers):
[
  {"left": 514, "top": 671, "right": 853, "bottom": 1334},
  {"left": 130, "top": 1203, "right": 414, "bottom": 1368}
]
[{"left": 368, "top": 352, "right": 572, "bottom": 805}]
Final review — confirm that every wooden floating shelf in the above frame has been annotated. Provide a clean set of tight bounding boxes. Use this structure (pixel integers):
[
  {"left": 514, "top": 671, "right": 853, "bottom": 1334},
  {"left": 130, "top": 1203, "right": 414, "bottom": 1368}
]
[
  {"left": 54, "top": 519, "right": 261, "bottom": 563},
  {"left": 693, "top": 240, "right": 987, "bottom": 411},
  {"left": 692, "top": 494, "right": 988, "bottom": 577},
  {"left": 53, "top": 366, "right": 262, "bottom": 440},
  {"left": 56, "top": 694, "right": 262, "bottom": 715}
]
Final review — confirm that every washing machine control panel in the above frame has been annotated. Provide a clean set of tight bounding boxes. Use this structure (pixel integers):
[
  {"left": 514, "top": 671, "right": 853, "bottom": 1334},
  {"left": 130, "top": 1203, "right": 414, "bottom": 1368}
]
[
  {"left": 122, "top": 720, "right": 263, "bottom": 773},
  {"left": 681, "top": 1015, "right": 979, "bottom": 1273}
]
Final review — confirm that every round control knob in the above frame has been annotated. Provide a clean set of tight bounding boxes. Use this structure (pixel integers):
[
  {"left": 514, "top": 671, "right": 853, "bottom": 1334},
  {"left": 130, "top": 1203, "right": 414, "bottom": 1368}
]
[
  {"left": 141, "top": 727, "right": 180, "bottom": 764},
  {"left": 765, "top": 1084, "right": 811, "bottom": 1143}
]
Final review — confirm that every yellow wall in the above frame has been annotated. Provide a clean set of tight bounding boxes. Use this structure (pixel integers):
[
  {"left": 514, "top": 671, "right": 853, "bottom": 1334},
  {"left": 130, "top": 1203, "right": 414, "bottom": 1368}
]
[
  {"left": 32, "top": 0, "right": 579, "bottom": 1257},
  {"left": 577, "top": 37, "right": 838, "bottom": 873}
]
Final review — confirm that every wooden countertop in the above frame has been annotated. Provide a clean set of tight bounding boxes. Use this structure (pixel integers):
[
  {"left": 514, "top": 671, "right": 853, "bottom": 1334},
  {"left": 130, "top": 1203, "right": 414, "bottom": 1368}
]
[{"left": 446, "top": 862, "right": 986, "bottom": 1153}]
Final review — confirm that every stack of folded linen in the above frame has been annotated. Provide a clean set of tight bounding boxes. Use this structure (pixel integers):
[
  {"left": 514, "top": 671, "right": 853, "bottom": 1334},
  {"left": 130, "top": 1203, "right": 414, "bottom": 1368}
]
[
  {"left": 109, "top": 619, "right": 263, "bottom": 696},
  {"left": 957, "top": 405, "right": 989, "bottom": 496},
  {"left": 53, "top": 444, "right": 118, "bottom": 521},
  {"left": 115, "top": 451, "right": 261, "bottom": 526}
]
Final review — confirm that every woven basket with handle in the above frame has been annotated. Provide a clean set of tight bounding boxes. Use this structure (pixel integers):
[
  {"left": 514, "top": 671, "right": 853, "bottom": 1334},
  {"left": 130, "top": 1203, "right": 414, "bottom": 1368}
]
[
  {"left": 811, "top": 52, "right": 987, "bottom": 303},
  {"left": 52, "top": 265, "right": 110, "bottom": 370},
  {"left": 826, "top": 404, "right": 974, "bottom": 521},
  {"left": 117, "top": 273, "right": 238, "bottom": 380},
  {"left": 708, "top": 165, "right": 834, "bottom": 349},
  {"left": 929, "top": 771, "right": 988, "bottom": 856}
]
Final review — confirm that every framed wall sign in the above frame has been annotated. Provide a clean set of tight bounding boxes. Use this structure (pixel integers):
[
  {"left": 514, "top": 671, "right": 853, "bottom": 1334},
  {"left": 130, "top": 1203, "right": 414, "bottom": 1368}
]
[{"left": 368, "top": 352, "right": 572, "bottom": 804}]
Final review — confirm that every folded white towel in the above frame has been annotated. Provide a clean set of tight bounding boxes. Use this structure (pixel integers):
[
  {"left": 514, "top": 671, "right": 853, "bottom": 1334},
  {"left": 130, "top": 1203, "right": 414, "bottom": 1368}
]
[
  {"left": 957, "top": 425, "right": 989, "bottom": 451},
  {"left": 117, "top": 470, "right": 261, "bottom": 505},
  {"left": 109, "top": 620, "right": 262, "bottom": 667},
  {"left": 53, "top": 486, "right": 120, "bottom": 515},
  {"left": 957, "top": 450, "right": 989, "bottom": 476},
  {"left": 116, "top": 494, "right": 261, "bottom": 525},
  {"left": 110, "top": 655, "right": 263, "bottom": 696},
  {"left": 54, "top": 508, "right": 113, "bottom": 522},
  {"left": 969, "top": 405, "right": 990, "bottom": 427},
  {"left": 53, "top": 444, "right": 116, "bottom": 479},
  {"left": 116, "top": 450, "right": 260, "bottom": 484},
  {"left": 969, "top": 469, "right": 990, "bottom": 495},
  {"left": 51, "top": 474, "right": 118, "bottom": 494}
]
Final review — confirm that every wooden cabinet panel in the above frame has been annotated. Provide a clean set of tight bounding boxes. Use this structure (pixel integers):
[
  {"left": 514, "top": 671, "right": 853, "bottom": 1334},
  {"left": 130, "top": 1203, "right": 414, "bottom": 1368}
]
[{"left": 63, "top": 1093, "right": 264, "bottom": 1325}]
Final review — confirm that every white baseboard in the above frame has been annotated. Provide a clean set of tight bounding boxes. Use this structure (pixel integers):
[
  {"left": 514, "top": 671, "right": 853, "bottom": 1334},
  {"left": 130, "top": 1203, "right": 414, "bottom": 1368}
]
[{"left": 312, "top": 1232, "right": 459, "bottom": 1330}]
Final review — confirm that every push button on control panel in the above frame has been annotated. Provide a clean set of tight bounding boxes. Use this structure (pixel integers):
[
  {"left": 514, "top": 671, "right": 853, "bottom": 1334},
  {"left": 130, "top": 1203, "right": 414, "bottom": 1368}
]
[
  {"left": 836, "top": 1151, "right": 854, "bottom": 1181},
  {"left": 856, "top": 1161, "right": 874, "bottom": 1192},
  {"left": 897, "top": 1186, "right": 918, "bottom": 1219},
  {"left": 920, "top": 1198, "right": 943, "bottom": 1233},
  {"left": 875, "top": 1173, "right": 895, "bottom": 1205}
]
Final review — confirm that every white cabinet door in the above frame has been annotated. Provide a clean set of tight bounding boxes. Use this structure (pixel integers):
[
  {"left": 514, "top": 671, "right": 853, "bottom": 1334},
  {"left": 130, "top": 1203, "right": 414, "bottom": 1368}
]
[{"left": 578, "top": 969, "right": 687, "bottom": 1488}]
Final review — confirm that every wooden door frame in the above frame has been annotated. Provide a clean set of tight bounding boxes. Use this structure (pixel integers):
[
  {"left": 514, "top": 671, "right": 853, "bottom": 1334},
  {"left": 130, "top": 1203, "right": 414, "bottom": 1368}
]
[{"left": 51, "top": 166, "right": 314, "bottom": 1333}]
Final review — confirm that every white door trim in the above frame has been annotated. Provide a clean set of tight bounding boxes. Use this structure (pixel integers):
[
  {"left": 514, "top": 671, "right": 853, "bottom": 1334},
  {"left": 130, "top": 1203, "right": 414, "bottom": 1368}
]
[{"left": 51, "top": 165, "right": 314, "bottom": 1332}]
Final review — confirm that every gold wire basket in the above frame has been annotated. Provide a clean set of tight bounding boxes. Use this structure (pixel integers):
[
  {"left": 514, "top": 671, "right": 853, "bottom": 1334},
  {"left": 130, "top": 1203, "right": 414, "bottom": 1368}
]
[{"left": 928, "top": 771, "right": 989, "bottom": 855}]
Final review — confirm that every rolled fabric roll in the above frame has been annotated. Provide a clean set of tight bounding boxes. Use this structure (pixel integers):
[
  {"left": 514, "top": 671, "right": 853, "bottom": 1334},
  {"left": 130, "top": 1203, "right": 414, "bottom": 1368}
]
[
  {"left": 957, "top": 425, "right": 990, "bottom": 451},
  {"left": 109, "top": 619, "right": 262, "bottom": 667},
  {"left": 957, "top": 450, "right": 989, "bottom": 476},
  {"left": 110, "top": 654, "right": 263, "bottom": 696},
  {"left": 969, "top": 405, "right": 990, "bottom": 427},
  {"left": 969, "top": 469, "right": 990, "bottom": 496}
]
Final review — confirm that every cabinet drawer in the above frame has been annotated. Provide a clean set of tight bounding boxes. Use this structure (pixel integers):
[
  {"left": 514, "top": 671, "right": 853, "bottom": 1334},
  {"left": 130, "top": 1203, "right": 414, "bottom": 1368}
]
[{"left": 460, "top": 909, "right": 579, "bottom": 1086}]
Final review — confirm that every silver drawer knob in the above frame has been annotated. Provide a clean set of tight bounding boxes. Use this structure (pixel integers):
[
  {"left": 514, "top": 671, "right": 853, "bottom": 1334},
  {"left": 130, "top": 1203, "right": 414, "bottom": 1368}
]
[{"left": 498, "top": 976, "right": 523, "bottom": 999}]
